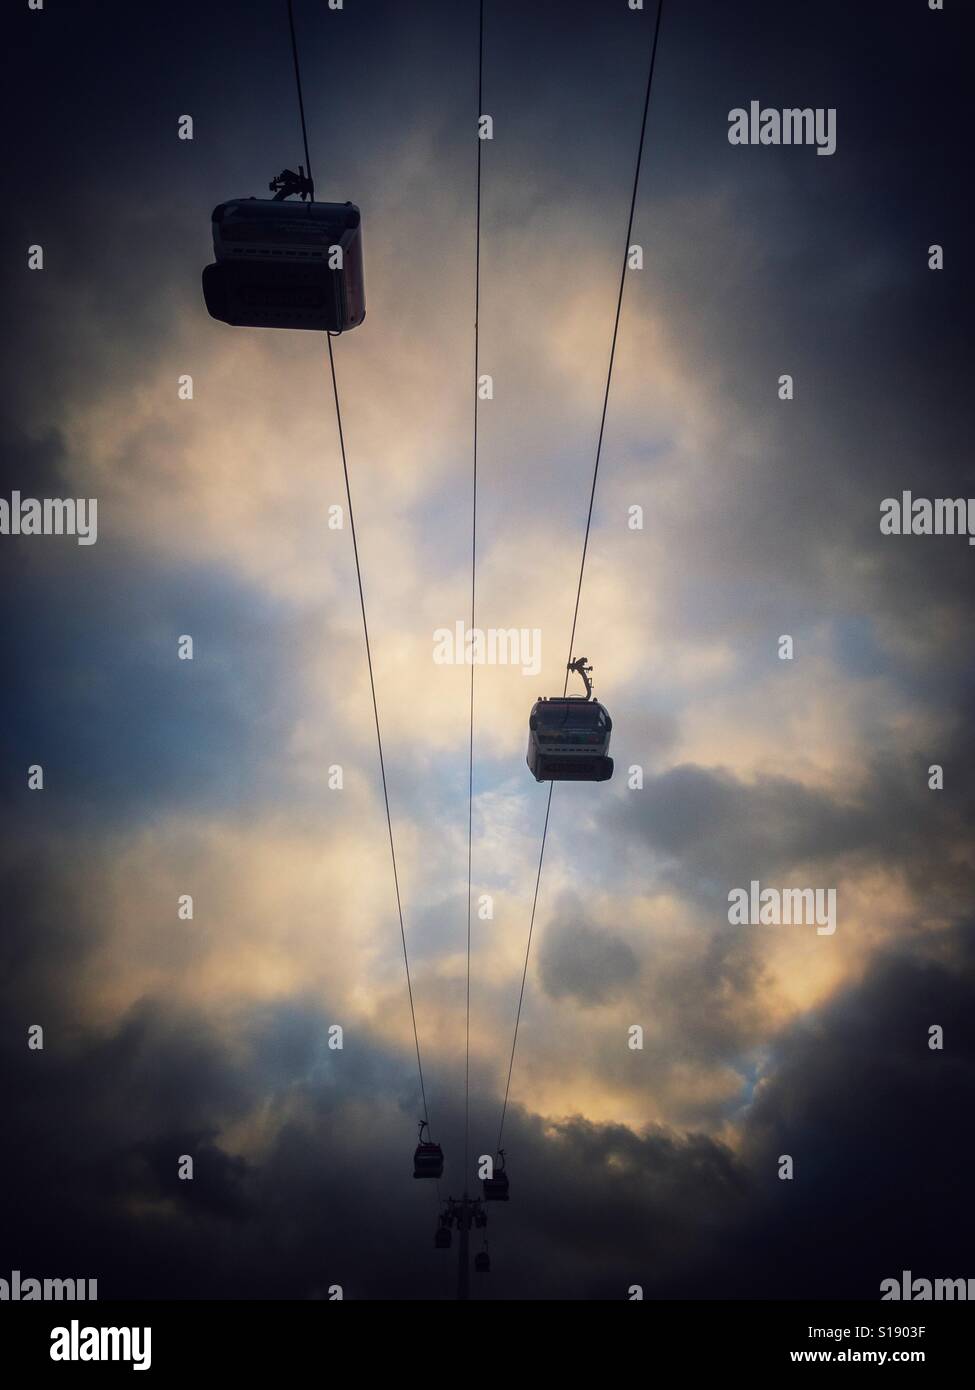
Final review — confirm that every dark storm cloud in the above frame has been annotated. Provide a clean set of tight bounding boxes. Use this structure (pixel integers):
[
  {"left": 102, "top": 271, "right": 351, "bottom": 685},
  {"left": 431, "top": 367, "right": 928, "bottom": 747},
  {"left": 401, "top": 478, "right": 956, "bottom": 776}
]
[
  {"left": 727, "top": 940, "right": 975, "bottom": 1299},
  {"left": 480, "top": 935, "right": 975, "bottom": 1299},
  {"left": 0, "top": 840, "right": 103, "bottom": 1020},
  {"left": 537, "top": 915, "right": 639, "bottom": 1005},
  {"left": 0, "top": 525, "right": 342, "bottom": 827},
  {"left": 610, "top": 731, "right": 975, "bottom": 916},
  {"left": 0, "top": 420, "right": 70, "bottom": 498},
  {"left": 618, "top": 763, "right": 863, "bottom": 879},
  {"left": 2, "top": 839, "right": 971, "bottom": 1299}
]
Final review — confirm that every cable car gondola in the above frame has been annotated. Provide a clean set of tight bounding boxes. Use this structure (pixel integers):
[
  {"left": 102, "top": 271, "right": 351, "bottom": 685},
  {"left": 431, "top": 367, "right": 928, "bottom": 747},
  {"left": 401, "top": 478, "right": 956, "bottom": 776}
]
[
  {"left": 434, "top": 1219, "right": 452, "bottom": 1250},
  {"left": 482, "top": 1149, "right": 510, "bottom": 1202},
  {"left": 203, "top": 166, "right": 365, "bottom": 333},
  {"left": 474, "top": 1246, "right": 490, "bottom": 1274},
  {"left": 413, "top": 1119, "right": 444, "bottom": 1180},
  {"left": 526, "top": 658, "right": 614, "bottom": 783}
]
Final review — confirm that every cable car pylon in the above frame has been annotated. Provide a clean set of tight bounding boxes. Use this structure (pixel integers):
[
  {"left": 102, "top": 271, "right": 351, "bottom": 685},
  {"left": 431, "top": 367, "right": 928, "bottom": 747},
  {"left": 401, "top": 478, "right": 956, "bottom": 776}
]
[{"left": 434, "top": 1192, "right": 488, "bottom": 1300}]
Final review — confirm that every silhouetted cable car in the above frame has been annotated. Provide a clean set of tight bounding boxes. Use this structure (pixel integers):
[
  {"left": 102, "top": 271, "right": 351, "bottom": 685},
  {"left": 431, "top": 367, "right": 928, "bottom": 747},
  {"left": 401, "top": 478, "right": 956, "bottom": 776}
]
[
  {"left": 434, "top": 1221, "right": 452, "bottom": 1250},
  {"left": 474, "top": 1247, "right": 490, "bottom": 1274},
  {"left": 203, "top": 166, "right": 365, "bottom": 333},
  {"left": 527, "top": 658, "right": 613, "bottom": 783},
  {"left": 482, "top": 1149, "right": 510, "bottom": 1202},
  {"left": 413, "top": 1119, "right": 444, "bottom": 1180}
]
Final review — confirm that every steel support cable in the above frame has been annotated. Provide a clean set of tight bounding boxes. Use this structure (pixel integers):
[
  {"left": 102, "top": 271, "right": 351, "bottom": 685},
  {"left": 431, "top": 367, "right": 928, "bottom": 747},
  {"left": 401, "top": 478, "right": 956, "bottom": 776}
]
[
  {"left": 327, "top": 337, "right": 433, "bottom": 1129},
  {"left": 496, "top": 0, "right": 666, "bottom": 1152},
  {"left": 286, "top": 0, "right": 314, "bottom": 193},
  {"left": 283, "top": 0, "right": 431, "bottom": 1134},
  {"left": 464, "top": 0, "right": 485, "bottom": 1194}
]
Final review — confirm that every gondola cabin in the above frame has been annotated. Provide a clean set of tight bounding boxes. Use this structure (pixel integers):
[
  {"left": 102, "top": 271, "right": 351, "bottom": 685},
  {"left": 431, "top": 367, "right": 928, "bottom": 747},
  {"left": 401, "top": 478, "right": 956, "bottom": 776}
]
[
  {"left": 434, "top": 1223, "right": 452, "bottom": 1250},
  {"left": 474, "top": 1250, "right": 491, "bottom": 1274},
  {"left": 482, "top": 1150, "right": 510, "bottom": 1201},
  {"left": 413, "top": 1120, "right": 444, "bottom": 1179},
  {"left": 526, "top": 697, "right": 614, "bottom": 783},
  {"left": 413, "top": 1140, "right": 444, "bottom": 1179},
  {"left": 482, "top": 1170, "right": 509, "bottom": 1201},
  {"left": 203, "top": 197, "right": 365, "bottom": 332}
]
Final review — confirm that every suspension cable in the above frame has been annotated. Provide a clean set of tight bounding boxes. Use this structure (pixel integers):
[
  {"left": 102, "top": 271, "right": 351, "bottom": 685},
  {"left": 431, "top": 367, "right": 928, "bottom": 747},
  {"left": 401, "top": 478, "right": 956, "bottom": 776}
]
[
  {"left": 327, "top": 336, "right": 432, "bottom": 1127},
  {"left": 496, "top": 781, "right": 553, "bottom": 1150},
  {"left": 286, "top": 0, "right": 314, "bottom": 193},
  {"left": 283, "top": 0, "right": 433, "bottom": 1148},
  {"left": 496, "top": 0, "right": 666, "bottom": 1151},
  {"left": 464, "top": 0, "right": 485, "bottom": 1195}
]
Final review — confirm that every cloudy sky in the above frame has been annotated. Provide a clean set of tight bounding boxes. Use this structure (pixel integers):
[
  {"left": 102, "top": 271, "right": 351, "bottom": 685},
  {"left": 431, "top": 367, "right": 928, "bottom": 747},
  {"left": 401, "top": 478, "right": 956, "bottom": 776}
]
[{"left": 1, "top": 0, "right": 972, "bottom": 1299}]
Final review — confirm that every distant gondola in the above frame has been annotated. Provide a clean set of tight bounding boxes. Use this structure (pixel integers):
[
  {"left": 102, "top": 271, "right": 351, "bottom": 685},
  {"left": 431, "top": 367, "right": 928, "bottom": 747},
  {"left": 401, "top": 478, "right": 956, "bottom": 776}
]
[
  {"left": 482, "top": 1149, "right": 510, "bottom": 1202},
  {"left": 526, "top": 658, "right": 614, "bottom": 783},
  {"left": 203, "top": 166, "right": 365, "bottom": 332},
  {"left": 474, "top": 1248, "right": 490, "bottom": 1274},
  {"left": 413, "top": 1119, "right": 444, "bottom": 1180}
]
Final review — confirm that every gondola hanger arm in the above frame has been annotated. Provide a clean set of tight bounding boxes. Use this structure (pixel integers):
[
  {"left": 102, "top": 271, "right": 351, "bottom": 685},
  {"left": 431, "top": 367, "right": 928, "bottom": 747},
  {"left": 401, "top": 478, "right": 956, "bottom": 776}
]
[
  {"left": 268, "top": 165, "right": 314, "bottom": 201},
  {"left": 567, "top": 656, "right": 594, "bottom": 700}
]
